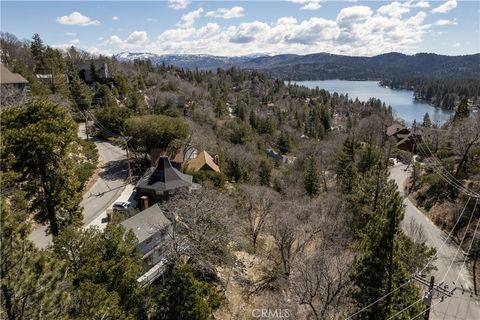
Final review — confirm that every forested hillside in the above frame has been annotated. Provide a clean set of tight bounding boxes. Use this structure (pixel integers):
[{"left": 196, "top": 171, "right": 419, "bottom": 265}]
[
  {"left": 245, "top": 52, "right": 480, "bottom": 80},
  {"left": 1, "top": 32, "right": 479, "bottom": 320},
  {"left": 380, "top": 77, "right": 480, "bottom": 109}
]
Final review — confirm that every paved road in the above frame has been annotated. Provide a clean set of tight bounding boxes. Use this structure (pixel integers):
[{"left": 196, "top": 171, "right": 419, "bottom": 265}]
[
  {"left": 28, "top": 125, "right": 128, "bottom": 248},
  {"left": 390, "top": 164, "right": 480, "bottom": 320}
]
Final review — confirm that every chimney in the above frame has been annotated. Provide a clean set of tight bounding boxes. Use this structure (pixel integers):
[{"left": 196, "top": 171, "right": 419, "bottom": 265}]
[
  {"left": 140, "top": 196, "right": 149, "bottom": 210},
  {"left": 213, "top": 155, "right": 219, "bottom": 165}
]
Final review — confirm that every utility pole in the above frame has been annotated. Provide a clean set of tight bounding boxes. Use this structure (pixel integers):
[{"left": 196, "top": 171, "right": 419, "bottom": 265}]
[
  {"left": 412, "top": 274, "right": 453, "bottom": 320},
  {"left": 124, "top": 136, "right": 132, "bottom": 184},
  {"left": 424, "top": 276, "right": 435, "bottom": 320},
  {"left": 84, "top": 111, "right": 89, "bottom": 141}
]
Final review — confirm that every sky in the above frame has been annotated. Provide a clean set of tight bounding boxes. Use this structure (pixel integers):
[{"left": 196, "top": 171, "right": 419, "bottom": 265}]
[{"left": 1, "top": 0, "right": 479, "bottom": 57}]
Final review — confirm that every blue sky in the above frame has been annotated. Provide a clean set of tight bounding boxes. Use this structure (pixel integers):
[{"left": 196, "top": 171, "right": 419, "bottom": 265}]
[{"left": 1, "top": 1, "right": 479, "bottom": 56}]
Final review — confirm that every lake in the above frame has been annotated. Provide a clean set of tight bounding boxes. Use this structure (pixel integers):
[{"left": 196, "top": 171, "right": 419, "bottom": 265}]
[{"left": 293, "top": 80, "right": 454, "bottom": 126}]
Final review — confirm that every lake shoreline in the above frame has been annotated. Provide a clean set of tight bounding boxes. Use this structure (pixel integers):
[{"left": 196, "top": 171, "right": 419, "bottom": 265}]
[{"left": 291, "top": 80, "right": 455, "bottom": 126}]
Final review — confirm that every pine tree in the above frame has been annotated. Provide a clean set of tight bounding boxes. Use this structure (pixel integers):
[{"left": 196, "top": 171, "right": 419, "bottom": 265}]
[
  {"left": 453, "top": 98, "right": 470, "bottom": 122},
  {"left": 214, "top": 99, "right": 227, "bottom": 118},
  {"left": 422, "top": 112, "right": 432, "bottom": 128},
  {"left": 277, "top": 131, "right": 292, "bottom": 154},
  {"left": 336, "top": 134, "right": 359, "bottom": 194},
  {"left": 1, "top": 197, "right": 70, "bottom": 320},
  {"left": 1, "top": 99, "right": 82, "bottom": 237},
  {"left": 53, "top": 224, "right": 144, "bottom": 318},
  {"left": 259, "top": 159, "right": 273, "bottom": 186},
  {"left": 156, "top": 262, "right": 221, "bottom": 320},
  {"left": 304, "top": 156, "right": 321, "bottom": 196},
  {"left": 70, "top": 71, "right": 92, "bottom": 111},
  {"left": 350, "top": 168, "right": 425, "bottom": 319},
  {"left": 249, "top": 109, "right": 258, "bottom": 129},
  {"left": 30, "top": 33, "right": 45, "bottom": 72}
]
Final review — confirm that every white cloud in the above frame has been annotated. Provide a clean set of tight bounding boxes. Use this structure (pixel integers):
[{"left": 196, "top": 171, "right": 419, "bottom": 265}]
[
  {"left": 205, "top": 7, "right": 244, "bottom": 19},
  {"left": 452, "top": 42, "right": 460, "bottom": 47},
  {"left": 277, "top": 17, "right": 298, "bottom": 25},
  {"left": 336, "top": 6, "right": 372, "bottom": 27},
  {"left": 56, "top": 12, "right": 100, "bottom": 26},
  {"left": 70, "top": 39, "right": 80, "bottom": 44},
  {"left": 301, "top": 2, "right": 322, "bottom": 11},
  {"left": 178, "top": 8, "right": 204, "bottom": 28},
  {"left": 168, "top": 0, "right": 190, "bottom": 10},
  {"left": 413, "top": 1, "right": 430, "bottom": 8},
  {"left": 147, "top": 4, "right": 432, "bottom": 57},
  {"left": 377, "top": 2, "right": 410, "bottom": 18},
  {"left": 109, "top": 31, "right": 148, "bottom": 49},
  {"left": 288, "top": 0, "right": 323, "bottom": 11},
  {"left": 434, "top": 18, "right": 457, "bottom": 26},
  {"left": 432, "top": 0, "right": 457, "bottom": 14},
  {"left": 112, "top": 16, "right": 119, "bottom": 21},
  {"left": 65, "top": 32, "right": 76, "bottom": 36}
]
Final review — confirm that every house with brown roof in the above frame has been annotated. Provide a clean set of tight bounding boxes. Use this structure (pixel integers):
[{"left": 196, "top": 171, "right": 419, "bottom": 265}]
[
  {"left": 1, "top": 64, "right": 28, "bottom": 107},
  {"left": 185, "top": 150, "right": 220, "bottom": 173},
  {"left": 385, "top": 124, "right": 422, "bottom": 152}
]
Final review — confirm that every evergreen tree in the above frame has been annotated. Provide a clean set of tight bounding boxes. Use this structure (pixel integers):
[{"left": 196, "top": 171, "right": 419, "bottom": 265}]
[
  {"left": 249, "top": 109, "right": 258, "bottom": 130},
  {"left": 69, "top": 67, "right": 92, "bottom": 111},
  {"left": 54, "top": 224, "right": 144, "bottom": 318},
  {"left": 156, "top": 262, "right": 221, "bottom": 320},
  {"left": 277, "top": 131, "right": 292, "bottom": 154},
  {"left": 303, "top": 156, "right": 321, "bottom": 196},
  {"left": 1, "top": 197, "right": 70, "bottom": 320},
  {"left": 350, "top": 170, "right": 424, "bottom": 319},
  {"left": 259, "top": 159, "right": 273, "bottom": 186},
  {"left": 43, "top": 47, "right": 68, "bottom": 95},
  {"left": 1, "top": 99, "right": 82, "bottom": 237},
  {"left": 358, "top": 143, "right": 382, "bottom": 174},
  {"left": 93, "top": 84, "right": 117, "bottom": 108},
  {"left": 214, "top": 99, "right": 227, "bottom": 118},
  {"left": 336, "top": 134, "right": 359, "bottom": 194},
  {"left": 30, "top": 33, "right": 45, "bottom": 72},
  {"left": 453, "top": 98, "right": 470, "bottom": 122},
  {"left": 422, "top": 112, "right": 432, "bottom": 128},
  {"left": 235, "top": 100, "right": 247, "bottom": 121}
]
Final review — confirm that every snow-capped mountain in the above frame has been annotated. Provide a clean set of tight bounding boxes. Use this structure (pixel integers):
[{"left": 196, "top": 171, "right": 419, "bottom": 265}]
[{"left": 113, "top": 52, "right": 265, "bottom": 70}]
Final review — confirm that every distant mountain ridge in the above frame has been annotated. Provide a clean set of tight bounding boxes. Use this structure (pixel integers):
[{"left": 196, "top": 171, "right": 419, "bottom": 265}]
[{"left": 114, "top": 52, "right": 480, "bottom": 80}]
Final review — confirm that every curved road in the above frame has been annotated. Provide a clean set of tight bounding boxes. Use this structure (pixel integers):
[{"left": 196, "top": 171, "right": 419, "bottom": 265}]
[
  {"left": 28, "top": 125, "right": 127, "bottom": 248},
  {"left": 390, "top": 164, "right": 480, "bottom": 320}
]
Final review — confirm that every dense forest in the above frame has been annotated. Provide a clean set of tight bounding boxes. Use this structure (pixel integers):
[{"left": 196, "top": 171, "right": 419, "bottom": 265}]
[
  {"left": 1, "top": 32, "right": 479, "bottom": 320},
  {"left": 380, "top": 77, "right": 480, "bottom": 109}
]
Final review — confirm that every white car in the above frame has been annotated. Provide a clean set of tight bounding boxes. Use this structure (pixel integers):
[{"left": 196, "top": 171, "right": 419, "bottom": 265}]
[{"left": 113, "top": 201, "right": 132, "bottom": 211}]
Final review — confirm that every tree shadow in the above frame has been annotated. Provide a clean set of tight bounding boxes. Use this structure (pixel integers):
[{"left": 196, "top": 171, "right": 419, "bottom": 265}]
[{"left": 99, "top": 159, "right": 128, "bottom": 181}]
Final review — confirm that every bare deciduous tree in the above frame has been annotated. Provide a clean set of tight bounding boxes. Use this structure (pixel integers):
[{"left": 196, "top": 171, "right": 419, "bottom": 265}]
[
  {"left": 161, "top": 187, "right": 235, "bottom": 268},
  {"left": 291, "top": 248, "right": 353, "bottom": 320},
  {"left": 270, "top": 200, "right": 322, "bottom": 277},
  {"left": 237, "top": 185, "right": 278, "bottom": 253}
]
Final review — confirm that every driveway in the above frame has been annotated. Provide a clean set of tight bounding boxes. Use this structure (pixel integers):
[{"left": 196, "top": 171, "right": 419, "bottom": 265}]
[
  {"left": 28, "top": 124, "right": 128, "bottom": 248},
  {"left": 389, "top": 164, "right": 480, "bottom": 320}
]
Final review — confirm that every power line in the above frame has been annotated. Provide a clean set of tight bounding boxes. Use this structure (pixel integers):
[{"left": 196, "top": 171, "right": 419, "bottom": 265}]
[
  {"left": 412, "top": 134, "right": 480, "bottom": 199},
  {"left": 441, "top": 199, "right": 478, "bottom": 283}
]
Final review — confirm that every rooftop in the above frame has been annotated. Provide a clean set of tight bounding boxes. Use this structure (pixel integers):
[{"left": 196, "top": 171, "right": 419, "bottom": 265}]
[
  {"left": 185, "top": 150, "right": 220, "bottom": 173},
  {"left": 0, "top": 64, "right": 28, "bottom": 85},
  {"left": 136, "top": 156, "right": 193, "bottom": 192},
  {"left": 121, "top": 203, "right": 170, "bottom": 243}
]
